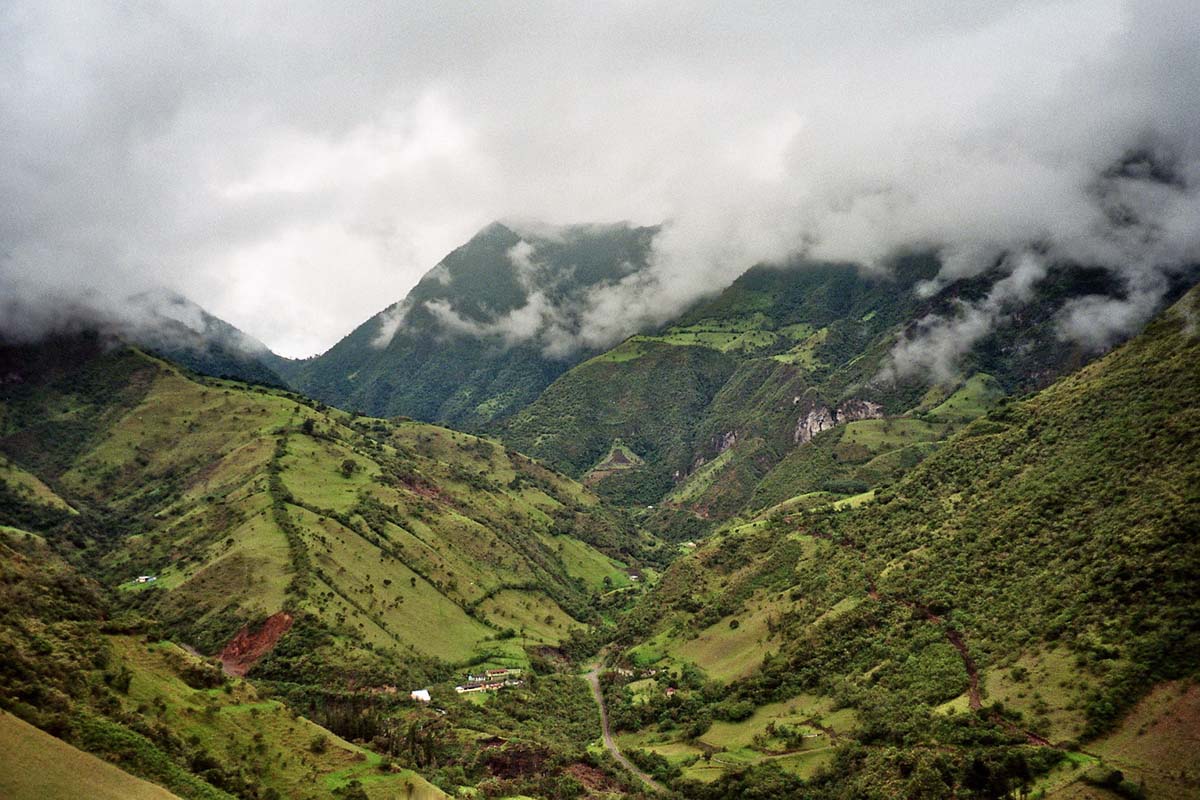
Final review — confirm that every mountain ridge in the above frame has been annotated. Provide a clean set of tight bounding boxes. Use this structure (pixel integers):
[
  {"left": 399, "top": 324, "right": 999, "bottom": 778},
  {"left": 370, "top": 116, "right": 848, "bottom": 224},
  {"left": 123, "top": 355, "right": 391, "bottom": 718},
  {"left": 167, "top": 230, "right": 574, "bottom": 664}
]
[{"left": 282, "top": 220, "right": 662, "bottom": 428}]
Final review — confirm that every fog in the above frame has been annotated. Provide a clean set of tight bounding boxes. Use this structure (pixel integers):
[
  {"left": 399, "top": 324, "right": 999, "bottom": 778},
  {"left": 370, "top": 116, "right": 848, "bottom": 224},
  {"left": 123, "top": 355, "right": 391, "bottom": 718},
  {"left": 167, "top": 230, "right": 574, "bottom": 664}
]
[{"left": 2, "top": 1, "right": 1197, "bottom": 363}]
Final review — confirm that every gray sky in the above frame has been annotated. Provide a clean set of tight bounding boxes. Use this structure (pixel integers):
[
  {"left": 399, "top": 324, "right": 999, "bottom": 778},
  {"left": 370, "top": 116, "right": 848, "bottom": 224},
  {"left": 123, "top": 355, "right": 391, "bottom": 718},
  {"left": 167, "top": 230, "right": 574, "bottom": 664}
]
[{"left": 2, "top": 1, "right": 1198, "bottom": 358}]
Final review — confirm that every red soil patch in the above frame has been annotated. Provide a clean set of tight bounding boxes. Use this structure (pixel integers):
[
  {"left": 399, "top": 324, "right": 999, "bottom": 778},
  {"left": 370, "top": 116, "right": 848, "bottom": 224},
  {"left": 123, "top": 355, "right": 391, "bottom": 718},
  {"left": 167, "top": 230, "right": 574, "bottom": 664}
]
[
  {"left": 219, "top": 611, "right": 294, "bottom": 676},
  {"left": 944, "top": 629, "right": 982, "bottom": 710},
  {"left": 564, "top": 762, "right": 621, "bottom": 794}
]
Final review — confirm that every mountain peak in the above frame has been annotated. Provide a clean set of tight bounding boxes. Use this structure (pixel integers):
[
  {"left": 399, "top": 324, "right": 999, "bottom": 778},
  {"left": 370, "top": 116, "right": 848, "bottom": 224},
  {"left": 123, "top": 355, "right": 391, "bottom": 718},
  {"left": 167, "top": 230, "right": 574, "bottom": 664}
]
[{"left": 469, "top": 220, "right": 520, "bottom": 243}]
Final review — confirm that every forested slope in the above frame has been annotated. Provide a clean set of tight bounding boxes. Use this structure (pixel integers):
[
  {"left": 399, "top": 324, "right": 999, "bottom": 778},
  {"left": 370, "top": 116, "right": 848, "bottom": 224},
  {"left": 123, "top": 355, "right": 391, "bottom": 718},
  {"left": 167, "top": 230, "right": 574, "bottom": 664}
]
[{"left": 600, "top": 284, "right": 1200, "bottom": 798}]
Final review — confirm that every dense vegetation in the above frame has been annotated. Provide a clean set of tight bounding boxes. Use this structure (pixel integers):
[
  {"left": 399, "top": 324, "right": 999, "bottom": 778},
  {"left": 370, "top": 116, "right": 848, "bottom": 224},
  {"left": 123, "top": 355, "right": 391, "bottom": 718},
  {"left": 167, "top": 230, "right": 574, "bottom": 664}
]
[
  {"left": 599, "top": 285, "right": 1200, "bottom": 798},
  {"left": 501, "top": 257, "right": 1160, "bottom": 524}
]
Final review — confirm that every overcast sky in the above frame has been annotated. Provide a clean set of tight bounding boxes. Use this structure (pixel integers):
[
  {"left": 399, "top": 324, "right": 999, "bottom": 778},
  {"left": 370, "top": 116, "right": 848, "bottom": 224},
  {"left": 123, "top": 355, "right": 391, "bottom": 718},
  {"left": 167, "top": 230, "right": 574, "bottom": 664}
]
[{"left": 2, "top": 1, "right": 1198, "bottom": 358}]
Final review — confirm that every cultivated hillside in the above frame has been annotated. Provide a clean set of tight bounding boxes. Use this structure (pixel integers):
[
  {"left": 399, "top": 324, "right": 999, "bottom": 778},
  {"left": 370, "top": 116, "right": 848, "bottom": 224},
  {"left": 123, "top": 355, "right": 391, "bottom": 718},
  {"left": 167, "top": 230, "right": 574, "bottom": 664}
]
[
  {"left": 0, "top": 530, "right": 449, "bottom": 800},
  {"left": 0, "top": 333, "right": 672, "bottom": 798},
  {"left": 0, "top": 334, "right": 654, "bottom": 676},
  {"left": 284, "top": 221, "right": 659, "bottom": 427},
  {"left": 597, "top": 284, "right": 1200, "bottom": 797}
]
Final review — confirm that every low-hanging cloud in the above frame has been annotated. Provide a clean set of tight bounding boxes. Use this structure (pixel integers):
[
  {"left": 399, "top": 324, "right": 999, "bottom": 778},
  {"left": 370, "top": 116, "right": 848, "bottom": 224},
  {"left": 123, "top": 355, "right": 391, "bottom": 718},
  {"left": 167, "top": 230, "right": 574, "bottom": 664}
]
[
  {"left": 1, "top": 1, "right": 1198, "bottom": 363},
  {"left": 882, "top": 252, "right": 1049, "bottom": 383},
  {"left": 376, "top": 237, "right": 598, "bottom": 356}
]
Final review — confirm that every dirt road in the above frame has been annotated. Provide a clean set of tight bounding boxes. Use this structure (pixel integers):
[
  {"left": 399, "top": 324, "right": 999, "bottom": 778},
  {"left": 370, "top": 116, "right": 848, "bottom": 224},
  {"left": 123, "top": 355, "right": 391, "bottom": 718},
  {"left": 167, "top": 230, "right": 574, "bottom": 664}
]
[{"left": 584, "top": 665, "right": 666, "bottom": 794}]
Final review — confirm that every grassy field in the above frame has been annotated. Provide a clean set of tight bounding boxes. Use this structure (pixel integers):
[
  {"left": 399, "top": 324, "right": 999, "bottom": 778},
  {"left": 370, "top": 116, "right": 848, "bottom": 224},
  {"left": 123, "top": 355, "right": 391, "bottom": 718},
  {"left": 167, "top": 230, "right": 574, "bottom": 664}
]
[
  {"left": 476, "top": 589, "right": 576, "bottom": 645},
  {"left": 639, "top": 315, "right": 783, "bottom": 354},
  {"left": 981, "top": 646, "right": 1089, "bottom": 743},
  {"left": 279, "top": 434, "right": 380, "bottom": 513},
  {"left": 753, "top": 491, "right": 846, "bottom": 519},
  {"left": 1075, "top": 680, "right": 1200, "bottom": 799},
  {"left": 615, "top": 692, "right": 853, "bottom": 784},
  {"left": 0, "top": 711, "right": 181, "bottom": 800},
  {"left": 925, "top": 372, "right": 1006, "bottom": 421},
  {"left": 584, "top": 440, "right": 645, "bottom": 484},
  {"left": 670, "top": 596, "right": 782, "bottom": 682},
  {"left": 835, "top": 417, "right": 945, "bottom": 456},
  {"left": 665, "top": 449, "right": 734, "bottom": 505},
  {"left": 553, "top": 534, "right": 629, "bottom": 589},
  {"left": 832, "top": 489, "right": 875, "bottom": 510},
  {"left": 770, "top": 326, "right": 829, "bottom": 369},
  {"left": 587, "top": 339, "right": 649, "bottom": 364}
]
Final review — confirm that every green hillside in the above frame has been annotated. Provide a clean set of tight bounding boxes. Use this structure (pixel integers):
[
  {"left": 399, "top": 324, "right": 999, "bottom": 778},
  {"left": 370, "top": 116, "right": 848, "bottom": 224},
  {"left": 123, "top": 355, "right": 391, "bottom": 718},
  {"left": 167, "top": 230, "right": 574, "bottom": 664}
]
[
  {"left": 0, "top": 529, "right": 448, "bottom": 800},
  {"left": 599, "top": 285, "right": 1200, "bottom": 797},
  {"left": 284, "top": 222, "right": 659, "bottom": 428},
  {"left": 504, "top": 339, "right": 738, "bottom": 505},
  {"left": 2, "top": 264, "right": 1196, "bottom": 799},
  {"left": 0, "top": 335, "right": 652, "bottom": 671},
  {"left": 503, "top": 258, "right": 1187, "bottom": 531},
  {"left": 0, "top": 711, "right": 182, "bottom": 800},
  {"left": 505, "top": 257, "right": 939, "bottom": 515},
  {"left": 0, "top": 335, "right": 670, "bottom": 798}
]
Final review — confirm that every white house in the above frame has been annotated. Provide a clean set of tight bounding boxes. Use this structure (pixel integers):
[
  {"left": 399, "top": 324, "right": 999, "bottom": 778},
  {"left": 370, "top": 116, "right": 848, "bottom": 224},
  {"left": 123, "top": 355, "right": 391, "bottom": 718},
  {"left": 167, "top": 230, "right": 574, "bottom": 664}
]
[{"left": 410, "top": 689, "right": 431, "bottom": 703}]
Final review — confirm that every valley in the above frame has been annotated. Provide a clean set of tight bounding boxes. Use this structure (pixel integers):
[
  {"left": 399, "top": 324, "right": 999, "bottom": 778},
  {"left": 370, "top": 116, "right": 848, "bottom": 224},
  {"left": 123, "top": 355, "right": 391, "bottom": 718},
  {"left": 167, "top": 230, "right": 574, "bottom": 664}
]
[
  {"left": 5, "top": 6, "right": 1199, "bottom": 798},
  {"left": 1, "top": 240, "right": 1197, "bottom": 799}
]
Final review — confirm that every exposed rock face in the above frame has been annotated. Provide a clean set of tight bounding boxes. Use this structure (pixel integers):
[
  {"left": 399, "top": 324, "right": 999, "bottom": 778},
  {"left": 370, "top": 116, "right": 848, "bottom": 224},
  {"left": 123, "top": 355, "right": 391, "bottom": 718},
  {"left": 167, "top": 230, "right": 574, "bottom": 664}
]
[
  {"left": 838, "top": 398, "right": 884, "bottom": 423},
  {"left": 793, "top": 398, "right": 884, "bottom": 444},
  {"left": 794, "top": 406, "right": 838, "bottom": 444},
  {"left": 715, "top": 430, "right": 738, "bottom": 453},
  {"left": 219, "top": 611, "right": 294, "bottom": 676}
]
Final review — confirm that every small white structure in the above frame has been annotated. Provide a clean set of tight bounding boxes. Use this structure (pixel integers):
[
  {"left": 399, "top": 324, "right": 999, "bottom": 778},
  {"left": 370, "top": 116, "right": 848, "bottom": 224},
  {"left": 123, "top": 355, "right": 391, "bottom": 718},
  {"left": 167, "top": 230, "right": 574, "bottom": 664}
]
[
  {"left": 134, "top": 575, "right": 157, "bottom": 584},
  {"left": 410, "top": 689, "right": 431, "bottom": 703}
]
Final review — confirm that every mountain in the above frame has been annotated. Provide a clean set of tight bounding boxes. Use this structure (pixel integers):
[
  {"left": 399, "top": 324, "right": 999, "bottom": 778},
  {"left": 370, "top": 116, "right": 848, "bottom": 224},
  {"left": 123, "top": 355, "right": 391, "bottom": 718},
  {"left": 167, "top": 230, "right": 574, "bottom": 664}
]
[
  {"left": 283, "top": 221, "right": 659, "bottom": 428},
  {"left": 598, "top": 283, "right": 1200, "bottom": 798},
  {"left": 3, "top": 239, "right": 1196, "bottom": 799},
  {"left": 503, "top": 256, "right": 1191, "bottom": 535},
  {"left": 0, "top": 333, "right": 656, "bottom": 667},
  {"left": 122, "top": 290, "right": 289, "bottom": 387},
  {"left": 0, "top": 333, "right": 668, "bottom": 797}
]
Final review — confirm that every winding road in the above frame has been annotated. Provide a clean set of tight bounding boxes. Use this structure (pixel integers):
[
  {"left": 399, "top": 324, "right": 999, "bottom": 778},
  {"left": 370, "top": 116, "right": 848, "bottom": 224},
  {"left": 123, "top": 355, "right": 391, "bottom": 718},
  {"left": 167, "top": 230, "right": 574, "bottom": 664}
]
[{"left": 584, "top": 664, "right": 666, "bottom": 794}]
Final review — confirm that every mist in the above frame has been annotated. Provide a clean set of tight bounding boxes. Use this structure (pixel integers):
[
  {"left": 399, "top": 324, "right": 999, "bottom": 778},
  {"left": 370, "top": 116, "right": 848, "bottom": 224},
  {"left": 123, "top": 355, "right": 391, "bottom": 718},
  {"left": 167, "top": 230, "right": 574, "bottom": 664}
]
[{"left": 2, "top": 1, "right": 1198, "bottom": 362}]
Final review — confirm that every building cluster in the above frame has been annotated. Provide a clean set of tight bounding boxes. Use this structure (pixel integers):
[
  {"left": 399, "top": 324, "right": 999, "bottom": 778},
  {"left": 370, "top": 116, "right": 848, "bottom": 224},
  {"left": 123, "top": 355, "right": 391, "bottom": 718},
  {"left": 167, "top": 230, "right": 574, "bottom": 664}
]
[
  {"left": 454, "top": 667, "right": 523, "bottom": 694},
  {"left": 612, "top": 666, "right": 658, "bottom": 679}
]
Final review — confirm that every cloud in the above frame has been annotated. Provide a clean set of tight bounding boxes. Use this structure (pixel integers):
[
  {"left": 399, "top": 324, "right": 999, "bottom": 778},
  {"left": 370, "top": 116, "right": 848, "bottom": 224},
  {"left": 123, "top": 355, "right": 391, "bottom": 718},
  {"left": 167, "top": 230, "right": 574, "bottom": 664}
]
[
  {"left": 0, "top": 278, "right": 270, "bottom": 363},
  {"left": 1055, "top": 269, "right": 1170, "bottom": 351},
  {"left": 386, "top": 238, "right": 582, "bottom": 353},
  {"left": 882, "top": 252, "right": 1049, "bottom": 382},
  {"left": 1, "top": 1, "right": 1198, "bottom": 360},
  {"left": 370, "top": 299, "right": 413, "bottom": 349}
]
